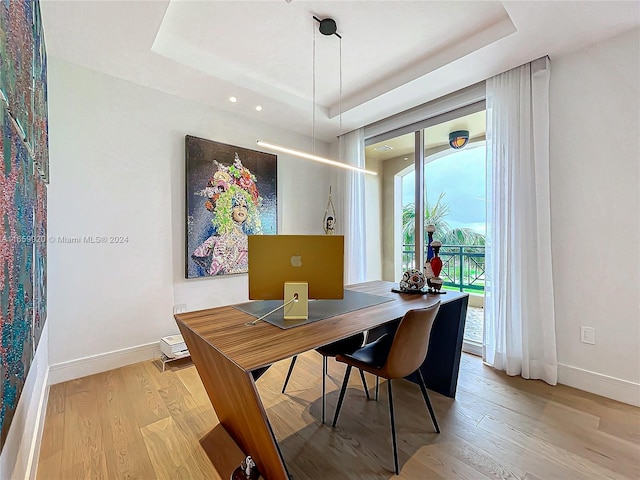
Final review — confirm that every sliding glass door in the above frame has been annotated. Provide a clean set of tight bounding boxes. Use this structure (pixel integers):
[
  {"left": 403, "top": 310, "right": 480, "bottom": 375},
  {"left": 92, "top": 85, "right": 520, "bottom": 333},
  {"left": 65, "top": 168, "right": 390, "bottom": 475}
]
[{"left": 365, "top": 105, "right": 486, "bottom": 352}]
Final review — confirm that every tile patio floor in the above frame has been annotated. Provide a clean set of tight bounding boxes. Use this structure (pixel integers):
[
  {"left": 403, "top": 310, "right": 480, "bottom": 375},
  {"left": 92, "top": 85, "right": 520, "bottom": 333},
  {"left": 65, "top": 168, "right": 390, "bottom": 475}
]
[{"left": 464, "top": 306, "right": 483, "bottom": 344}]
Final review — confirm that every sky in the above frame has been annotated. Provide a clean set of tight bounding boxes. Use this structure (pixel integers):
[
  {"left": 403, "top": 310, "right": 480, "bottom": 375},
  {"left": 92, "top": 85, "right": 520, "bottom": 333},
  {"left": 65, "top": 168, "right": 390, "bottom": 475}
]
[{"left": 401, "top": 143, "right": 486, "bottom": 234}]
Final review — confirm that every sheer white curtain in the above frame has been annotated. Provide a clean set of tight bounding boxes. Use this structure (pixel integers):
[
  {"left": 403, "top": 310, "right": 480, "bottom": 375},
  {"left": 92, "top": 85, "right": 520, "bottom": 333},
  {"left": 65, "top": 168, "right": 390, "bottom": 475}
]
[
  {"left": 484, "top": 57, "right": 557, "bottom": 385},
  {"left": 340, "top": 128, "right": 367, "bottom": 284}
]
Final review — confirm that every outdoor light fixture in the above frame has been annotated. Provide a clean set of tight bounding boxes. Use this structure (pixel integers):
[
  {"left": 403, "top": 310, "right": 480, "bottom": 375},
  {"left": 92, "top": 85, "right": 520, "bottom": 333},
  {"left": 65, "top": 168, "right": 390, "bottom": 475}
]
[
  {"left": 449, "top": 130, "right": 470, "bottom": 149},
  {"left": 257, "top": 16, "right": 377, "bottom": 176}
]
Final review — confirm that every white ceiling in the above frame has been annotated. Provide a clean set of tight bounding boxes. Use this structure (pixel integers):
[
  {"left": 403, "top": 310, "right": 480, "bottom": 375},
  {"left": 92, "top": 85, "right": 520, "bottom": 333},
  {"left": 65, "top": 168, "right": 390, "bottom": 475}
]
[{"left": 40, "top": 1, "right": 639, "bottom": 143}]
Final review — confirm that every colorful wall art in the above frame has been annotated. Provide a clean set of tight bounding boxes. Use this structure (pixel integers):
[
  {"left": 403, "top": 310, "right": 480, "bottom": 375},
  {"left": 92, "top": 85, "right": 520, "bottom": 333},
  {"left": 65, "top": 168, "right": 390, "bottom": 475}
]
[
  {"left": 185, "top": 136, "right": 277, "bottom": 279},
  {"left": 0, "top": 0, "right": 48, "bottom": 451}
]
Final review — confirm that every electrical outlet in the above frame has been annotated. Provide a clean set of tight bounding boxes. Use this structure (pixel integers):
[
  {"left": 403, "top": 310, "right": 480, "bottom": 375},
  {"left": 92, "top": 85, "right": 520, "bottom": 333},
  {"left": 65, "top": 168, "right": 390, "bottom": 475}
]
[
  {"left": 580, "top": 326, "right": 596, "bottom": 345},
  {"left": 173, "top": 304, "right": 187, "bottom": 314}
]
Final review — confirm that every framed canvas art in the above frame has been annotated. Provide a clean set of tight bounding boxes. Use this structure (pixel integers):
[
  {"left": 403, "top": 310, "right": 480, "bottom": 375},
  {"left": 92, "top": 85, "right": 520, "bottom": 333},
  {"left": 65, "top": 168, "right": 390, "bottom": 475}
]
[
  {"left": 185, "top": 136, "right": 277, "bottom": 279},
  {"left": 0, "top": 107, "right": 36, "bottom": 449},
  {"left": 0, "top": 0, "right": 48, "bottom": 452}
]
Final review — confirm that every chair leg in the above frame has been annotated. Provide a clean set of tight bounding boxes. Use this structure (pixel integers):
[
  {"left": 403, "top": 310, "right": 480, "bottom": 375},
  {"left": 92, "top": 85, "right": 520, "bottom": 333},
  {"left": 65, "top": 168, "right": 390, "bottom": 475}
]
[
  {"left": 375, "top": 376, "right": 380, "bottom": 401},
  {"left": 388, "top": 379, "right": 399, "bottom": 475},
  {"left": 322, "top": 356, "right": 327, "bottom": 423},
  {"left": 417, "top": 369, "right": 440, "bottom": 433},
  {"left": 281, "top": 355, "right": 298, "bottom": 393},
  {"left": 358, "top": 369, "right": 370, "bottom": 400},
  {"left": 331, "top": 365, "right": 352, "bottom": 427}
]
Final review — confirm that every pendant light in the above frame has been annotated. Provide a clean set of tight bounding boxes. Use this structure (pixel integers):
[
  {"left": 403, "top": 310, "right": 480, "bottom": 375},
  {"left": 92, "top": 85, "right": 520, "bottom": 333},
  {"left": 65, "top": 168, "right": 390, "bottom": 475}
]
[{"left": 257, "top": 16, "right": 377, "bottom": 176}]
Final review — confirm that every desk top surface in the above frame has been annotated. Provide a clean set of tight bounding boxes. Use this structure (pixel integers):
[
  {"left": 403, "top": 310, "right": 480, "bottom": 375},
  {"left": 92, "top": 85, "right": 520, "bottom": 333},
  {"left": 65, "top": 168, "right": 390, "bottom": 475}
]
[{"left": 175, "top": 280, "right": 467, "bottom": 372}]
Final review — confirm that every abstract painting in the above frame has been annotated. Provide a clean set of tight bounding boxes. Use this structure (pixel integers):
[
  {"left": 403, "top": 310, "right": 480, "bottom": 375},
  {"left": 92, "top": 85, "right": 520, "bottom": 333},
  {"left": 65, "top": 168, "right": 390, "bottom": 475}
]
[
  {"left": 31, "top": 1, "right": 48, "bottom": 182},
  {"left": 0, "top": 0, "right": 47, "bottom": 451},
  {"left": 0, "top": 0, "right": 34, "bottom": 145},
  {"left": 0, "top": 107, "right": 36, "bottom": 448},
  {"left": 185, "top": 136, "right": 277, "bottom": 279}
]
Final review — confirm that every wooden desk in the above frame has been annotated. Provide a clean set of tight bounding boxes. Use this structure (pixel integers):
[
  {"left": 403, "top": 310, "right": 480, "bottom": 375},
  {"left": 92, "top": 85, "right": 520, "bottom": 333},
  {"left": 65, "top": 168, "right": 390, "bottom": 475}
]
[{"left": 175, "top": 280, "right": 467, "bottom": 480}]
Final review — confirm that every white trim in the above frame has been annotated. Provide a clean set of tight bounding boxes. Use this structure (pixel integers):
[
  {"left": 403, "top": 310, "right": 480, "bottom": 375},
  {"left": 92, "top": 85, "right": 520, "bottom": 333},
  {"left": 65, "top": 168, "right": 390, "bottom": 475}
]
[
  {"left": 558, "top": 363, "right": 640, "bottom": 407},
  {"left": 364, "top": 82, "right": 486, "bottom": 142},
  {"left": 462, "top": 341, "right": 482, "bottom": 357},
  {"left": 49, "top": 342, "right": 161, "bottom": 385},
  {"left": 25, "top": 367, "right": 49, "bottom": 480}
]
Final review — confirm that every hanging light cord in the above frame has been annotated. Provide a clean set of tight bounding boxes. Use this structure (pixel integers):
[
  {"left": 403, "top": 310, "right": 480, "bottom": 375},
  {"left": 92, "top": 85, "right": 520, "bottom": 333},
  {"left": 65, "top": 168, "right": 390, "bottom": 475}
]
[
  {"left": 312, "top": 21, "right": 316, "bottom": 156},
  {"left": 339, "top": 35, "right": 343, "bottom": 162},
  {"left": 339, "top": 36, "right": 342, "bottom": 139}
]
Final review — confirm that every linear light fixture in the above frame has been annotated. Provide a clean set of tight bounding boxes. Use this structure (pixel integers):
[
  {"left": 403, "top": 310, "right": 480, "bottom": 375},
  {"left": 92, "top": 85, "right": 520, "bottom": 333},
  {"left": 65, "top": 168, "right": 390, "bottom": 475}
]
[{"left": 256, "top": 140, "right": 377, "bottom": 175}]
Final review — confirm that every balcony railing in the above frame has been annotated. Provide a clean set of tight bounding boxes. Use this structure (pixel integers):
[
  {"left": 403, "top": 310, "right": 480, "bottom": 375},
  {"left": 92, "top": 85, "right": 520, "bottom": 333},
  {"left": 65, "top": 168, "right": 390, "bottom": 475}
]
[{"left": 401, "top": 244, "right": 485, "bottom": 292}]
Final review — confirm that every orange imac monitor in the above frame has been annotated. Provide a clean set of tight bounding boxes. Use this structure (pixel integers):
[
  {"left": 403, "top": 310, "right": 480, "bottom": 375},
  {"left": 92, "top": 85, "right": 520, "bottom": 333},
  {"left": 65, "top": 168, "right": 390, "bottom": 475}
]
[{"left": 248, "top": 235, "right": 344, "bottom": 319}]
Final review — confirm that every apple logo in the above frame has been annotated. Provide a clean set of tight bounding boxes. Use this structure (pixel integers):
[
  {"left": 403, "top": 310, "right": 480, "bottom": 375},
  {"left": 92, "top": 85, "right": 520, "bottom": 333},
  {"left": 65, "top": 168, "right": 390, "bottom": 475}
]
[{"left": 290, "top": 254, "right": 303, "bottom": 267}]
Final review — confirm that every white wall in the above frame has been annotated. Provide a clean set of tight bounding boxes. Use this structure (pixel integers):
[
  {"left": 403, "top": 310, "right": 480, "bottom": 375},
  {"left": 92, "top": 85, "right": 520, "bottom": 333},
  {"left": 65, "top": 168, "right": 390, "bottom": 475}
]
[
  {"left": 0, "top": 323, "right": 49, "bottom": 480},
  {"left": 47, "top": 58, "right": 334, "bottom": 369},
  {"left": 550, "top": 28, "right": 640, "bottom": 404}
]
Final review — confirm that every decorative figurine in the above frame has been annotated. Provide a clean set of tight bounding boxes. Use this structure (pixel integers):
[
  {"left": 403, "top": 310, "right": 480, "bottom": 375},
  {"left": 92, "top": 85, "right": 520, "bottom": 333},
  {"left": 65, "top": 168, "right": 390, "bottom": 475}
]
[
  {"left": 325, "top": 216, "right": 335, "bottom": 235},
  {"left": 231, "top": 455, "right": 260, "bottom": 480},
  {"left": 428, "top": 241, "right": 444, "bottom": 293},
  {"left": 323, "top": 186, "right": 336, "bottom": 235},
  {"left": 399, "top": 268, "right": 426, "bottom": 292},
  {"left": 426, "top": 224, "right": 436, "bottom": 261},
  {"left": 424, "top": 225, "right": 446, "bottom": 294}
]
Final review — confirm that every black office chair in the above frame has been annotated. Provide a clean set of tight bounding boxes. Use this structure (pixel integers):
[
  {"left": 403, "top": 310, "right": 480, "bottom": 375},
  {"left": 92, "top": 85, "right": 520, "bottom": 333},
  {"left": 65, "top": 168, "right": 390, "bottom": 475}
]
[
  {"left": 331, "top": 302, "right": 441, "bottom": 475},
  {"left": 282, "top": 333, "right": 370, "bottom": 423}
]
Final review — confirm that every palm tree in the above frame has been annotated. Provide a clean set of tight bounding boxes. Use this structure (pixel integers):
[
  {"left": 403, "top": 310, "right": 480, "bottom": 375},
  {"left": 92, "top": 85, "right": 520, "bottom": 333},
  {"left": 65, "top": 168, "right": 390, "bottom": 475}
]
[{"left": 402, "top": 192, "right": 485, "bottom": 247}]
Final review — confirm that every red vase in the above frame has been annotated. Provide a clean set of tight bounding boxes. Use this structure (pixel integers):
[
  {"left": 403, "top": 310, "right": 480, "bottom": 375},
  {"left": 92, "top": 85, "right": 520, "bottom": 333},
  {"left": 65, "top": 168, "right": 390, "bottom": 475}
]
[{"left": 431, "top": 256, "right": 442, "bottom": 278}]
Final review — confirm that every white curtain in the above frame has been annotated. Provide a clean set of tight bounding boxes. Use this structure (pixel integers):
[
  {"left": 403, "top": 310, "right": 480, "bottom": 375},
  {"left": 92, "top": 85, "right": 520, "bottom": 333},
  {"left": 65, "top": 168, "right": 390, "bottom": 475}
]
[
  {"left": 340, "top": 128, "right": 367, "bottom": 285},
  {"left": 483, "top": 57, "right": 558, "bottom": 385}
]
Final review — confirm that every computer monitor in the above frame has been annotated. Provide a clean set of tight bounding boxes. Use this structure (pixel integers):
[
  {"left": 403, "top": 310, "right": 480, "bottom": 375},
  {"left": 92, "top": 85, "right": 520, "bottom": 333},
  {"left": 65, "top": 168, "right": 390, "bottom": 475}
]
[{"left": 248, "top": 235, "right": 344, "bottom": 319}]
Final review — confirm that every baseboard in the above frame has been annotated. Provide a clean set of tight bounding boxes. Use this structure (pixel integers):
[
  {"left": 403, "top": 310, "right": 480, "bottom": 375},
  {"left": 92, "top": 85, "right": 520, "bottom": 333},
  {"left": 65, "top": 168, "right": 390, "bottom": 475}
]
[
  {"left": 49, "top": 342, "right": 161, "bottom": 385},
  {"left": 462, "top": 341, "right": 482, "bottom": 357},
  {"left": 25, "top": 367, "right": 49, "bottom": 480},
  {"left": 558, "top": 363, "right": 640, "bottom": 407}
]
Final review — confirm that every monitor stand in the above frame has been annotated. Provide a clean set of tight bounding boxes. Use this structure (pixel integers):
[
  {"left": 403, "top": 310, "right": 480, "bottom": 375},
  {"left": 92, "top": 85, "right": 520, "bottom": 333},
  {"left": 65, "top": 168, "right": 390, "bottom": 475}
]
[{"left": 283, "top": 282, "right": 308, "bottom": 320}]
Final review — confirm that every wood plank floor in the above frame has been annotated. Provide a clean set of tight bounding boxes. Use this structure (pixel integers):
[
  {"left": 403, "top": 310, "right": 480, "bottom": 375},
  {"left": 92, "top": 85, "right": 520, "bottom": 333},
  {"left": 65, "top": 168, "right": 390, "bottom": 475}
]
[{"left": 37, "top": 353, "right": 640, "bottom": 479}]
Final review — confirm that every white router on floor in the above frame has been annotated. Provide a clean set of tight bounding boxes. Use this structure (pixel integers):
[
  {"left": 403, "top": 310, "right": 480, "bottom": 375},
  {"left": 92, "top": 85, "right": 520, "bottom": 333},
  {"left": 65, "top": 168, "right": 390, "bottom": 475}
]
[{"left": 160, "top": 334, "right": 189, "bottom": 359}]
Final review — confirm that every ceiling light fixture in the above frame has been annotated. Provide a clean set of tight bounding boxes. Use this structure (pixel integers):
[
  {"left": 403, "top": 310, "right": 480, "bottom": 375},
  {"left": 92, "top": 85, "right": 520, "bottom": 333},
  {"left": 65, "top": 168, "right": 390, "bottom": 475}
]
[
  {"left": 256, "top": 105, "right": 262, "bottom": 111},
  {"left": 257, "top": 16, "right": 377, "bottom": 176},
  {"left": 229, "top": 96, "right": 237, "bottom": 103},
  {"left": 449, "top": 130, "right": 469, "bottom": 149},
  {"left": 257, "top": 141, "right": 377, "bottom": 175}
]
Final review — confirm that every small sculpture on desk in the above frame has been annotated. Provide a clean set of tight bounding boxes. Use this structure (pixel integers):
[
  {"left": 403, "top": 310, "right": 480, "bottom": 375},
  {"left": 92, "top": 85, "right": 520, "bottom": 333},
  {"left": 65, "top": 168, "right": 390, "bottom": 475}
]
[
  {"left": 427, "top": 241, "right": 444, "bottom": 293},
  {"left": 425, "top": 224, "right": 446, "bottom": 294},
  {"left": 231, "top": 456, "right": 260, "bottom": 480},
  {"left": 399, "top": 268, "right": 426, "bottom": 292}
]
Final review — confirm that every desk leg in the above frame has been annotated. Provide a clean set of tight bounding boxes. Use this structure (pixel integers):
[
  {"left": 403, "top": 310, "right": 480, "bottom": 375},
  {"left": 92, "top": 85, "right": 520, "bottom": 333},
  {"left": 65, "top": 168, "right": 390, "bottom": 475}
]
[
  {"left": 421, "top": 295, "right": 469, "bottom": 398},
  {"left": 179, "top": 325, "right": 289, "bottom": 480}
]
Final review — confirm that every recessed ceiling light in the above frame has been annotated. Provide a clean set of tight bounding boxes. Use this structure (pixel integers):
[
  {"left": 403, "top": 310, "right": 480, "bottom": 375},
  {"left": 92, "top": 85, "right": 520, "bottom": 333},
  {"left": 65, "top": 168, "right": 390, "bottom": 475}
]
[
  {"left": 255, "top": 106, "right": 262, "bottom": 111},
  {"left": 229, "top": 96, "right": 237, "bottom": 103}
]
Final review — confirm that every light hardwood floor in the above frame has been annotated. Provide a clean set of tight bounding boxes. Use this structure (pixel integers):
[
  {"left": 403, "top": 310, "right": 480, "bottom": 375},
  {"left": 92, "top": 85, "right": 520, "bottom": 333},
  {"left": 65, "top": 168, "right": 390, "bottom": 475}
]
[{"left": 37, "top": 352, "right": 640, "bottom": 479}]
